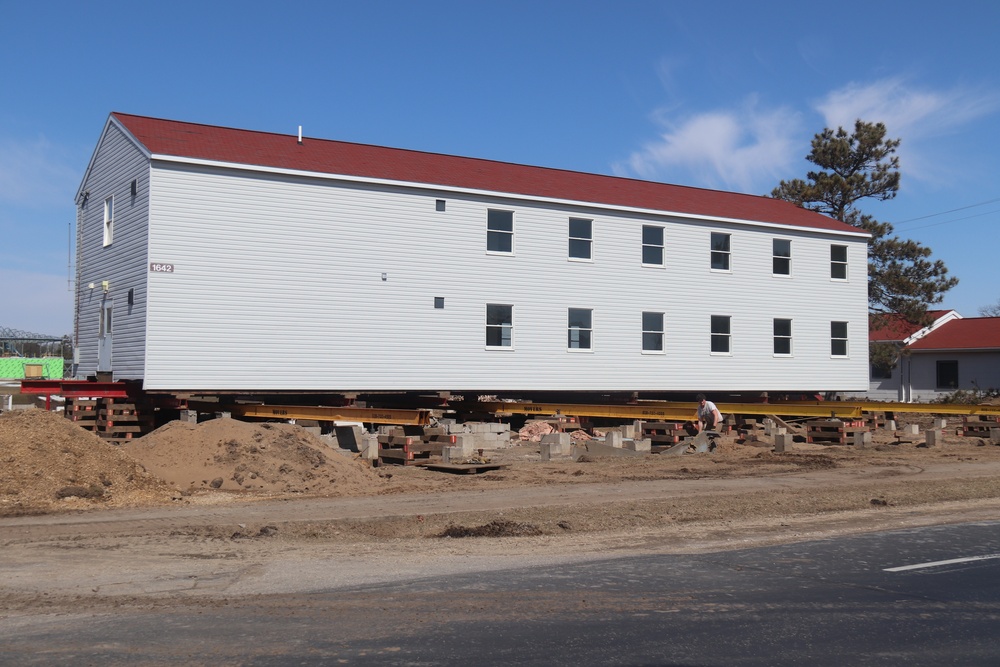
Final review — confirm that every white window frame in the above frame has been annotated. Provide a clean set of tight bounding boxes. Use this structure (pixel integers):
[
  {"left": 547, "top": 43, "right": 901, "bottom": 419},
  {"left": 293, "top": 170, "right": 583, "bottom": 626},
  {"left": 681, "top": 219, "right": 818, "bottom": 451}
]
[
  {"left": 487, "top": 209, "right": 514, "bottom": 255},
  {"left": 711, "top": 315, "right": 731, "bottom": 355},
  {"left": 711, "top": 232, "right": 731, "bottom": 272},
  {"left": 773, "top": 318, "right": 792, "bottom": 356},
  {"left": 831, "top": 321, "right": 849, "bottom": 357},
  {"left": 831, "top": 244, "right": 848, "bottom": 280},
  {"left": 103, "top": 196, "right": 114, "bottom": 247},
  {"left": 642, "top": 311, "right": 665, "bottom": 353},
  {"left": 568, "top": 217, "right": 593, "bottom": 261},
  {"left": 485, "top": 304, "right": 514, "bottom": 349},
  {"left": 568, "top": 308, "right": 593, "bottom": 351},
  {"left": 772, "top": 239, "right": 791, "bottom": 276},
  {"left": 642, "top": 225, "right": 664, "bottom": 267}
]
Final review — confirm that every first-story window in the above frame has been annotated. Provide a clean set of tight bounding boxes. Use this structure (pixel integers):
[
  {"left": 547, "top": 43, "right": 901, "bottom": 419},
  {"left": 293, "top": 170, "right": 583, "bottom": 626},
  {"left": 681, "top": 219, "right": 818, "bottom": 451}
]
[
  {"left": 103, "top": 196, "right": 114, "bottom": 246},
  {"left": 773, "top": 318, "right": 792, "bottom": 355},
  {"left": 642, "top": 311, "right": 664, "bottom": 352},
  {"left": 711, "top": 315, "right": 731, "bottom": 354},
  {"left": 642, "top": 225, "right": 664, "bottom": 266},
  {"left": 831, "top": 244, "right": 848, "bottom": 280},
  {"left": 487, "top": 209, "right": 513, "bottom": 253},
  {"left": 711, "top": 232, "right": 731, "bottom": 271},
  {"left": 772, "top": 239, "right": 791, "bottom": 276},
  {"left": 486, "top": 304, "right": 513, "bottom": 347},
  {"left": 568, "top": 217, "right": 593, "bottom": 260},
  {"left": 568, "top": 308, "right": 593, "bottom": 350},
  {"left": 936, "top": 360, "right": 959, "bottom": 389},
  {"left": 831, "top": 321, "right": 849, "bottom": 356}
]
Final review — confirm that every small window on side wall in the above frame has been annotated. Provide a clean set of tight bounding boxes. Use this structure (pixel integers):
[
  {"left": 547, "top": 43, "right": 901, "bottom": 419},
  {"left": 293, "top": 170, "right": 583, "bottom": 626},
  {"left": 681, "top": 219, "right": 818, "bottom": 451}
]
[
  {"left": 103, "top": 196, "right": 114, "bottom": 246},
  {"left": 773, "top": 318, "right": 792, "bottom": 355}
]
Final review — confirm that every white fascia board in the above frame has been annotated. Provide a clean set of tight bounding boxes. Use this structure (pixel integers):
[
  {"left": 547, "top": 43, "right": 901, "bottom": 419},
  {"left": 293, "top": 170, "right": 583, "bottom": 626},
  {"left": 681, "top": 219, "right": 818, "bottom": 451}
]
[
  {"left": 150, "top": 153, "right": 872, "bottom": 239},
  {"left": 903, "top": 310, "right": 963, "bottom": 345},
  {"left": 76, "top": 115, "right": 153, "bottom": 203}
]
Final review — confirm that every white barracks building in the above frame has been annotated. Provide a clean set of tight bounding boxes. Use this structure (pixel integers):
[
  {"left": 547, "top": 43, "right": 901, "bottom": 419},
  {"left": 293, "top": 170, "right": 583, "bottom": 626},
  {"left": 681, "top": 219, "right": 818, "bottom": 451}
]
[{"left": 73, "top": 113, "right": 870, "bottom": 395}]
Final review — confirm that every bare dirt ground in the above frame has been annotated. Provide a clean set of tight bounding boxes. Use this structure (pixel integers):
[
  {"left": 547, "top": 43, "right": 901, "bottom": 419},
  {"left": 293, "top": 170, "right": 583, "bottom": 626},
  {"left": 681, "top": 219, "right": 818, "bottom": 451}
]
[{"left": 2, "top": 407, "right": 1000, "bottom": 617}]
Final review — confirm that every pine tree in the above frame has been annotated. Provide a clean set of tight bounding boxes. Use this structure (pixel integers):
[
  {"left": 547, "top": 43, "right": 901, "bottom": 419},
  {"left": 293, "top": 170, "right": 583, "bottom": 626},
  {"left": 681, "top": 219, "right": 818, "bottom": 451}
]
[{"left": 771, "top": 120, "right": 958, "bottom": 325}]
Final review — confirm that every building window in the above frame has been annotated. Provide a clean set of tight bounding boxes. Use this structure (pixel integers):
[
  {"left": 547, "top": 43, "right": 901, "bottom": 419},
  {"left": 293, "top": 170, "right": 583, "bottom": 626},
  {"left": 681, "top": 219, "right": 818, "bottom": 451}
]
[
  {"left": 871, "top": 362, "right": 893, "bottom": 380},
  {"left": 936, "top": 360, "right": 958, "bottom": 389},
  {"left": 831, "top": 321, "right": 849, "bottom": 356},
  {"left": 711, "top": 315, "right": 731, "bottom": 354},
  {"left": 435, "top": 199, "right": 446, "bottom": 212},
  {"left": 831, "top": 245, "right": 848, "bottom": 280},
  {"left": 103, "top": 196, "right": 114, "bottom": 246},
  {"left": 773, "top": 239, "right": 791, "bottom": 276},
  {"left": 568, "top": 218, "right": 592, "bottom": 260},
  {"left": 487, "top": 209, "right": 513, "bottom": 253},
  {"left": 642, "top": 312, "right": 664, "bottom": 352},
  {"left": 711, "top": 232, "right": 731, "bottom": 271},
  {"left": 434, "top": 297, "right": 445, "bottom": 309},
  {"left": 642, "top": 225, "right": 664, "bottom": 266},
  {"left": 486, "top": 304, "right": 513, "bottom": 347},
  {"left": 568, "top": 308, "right": 593, "bottom": 350},
  {"left": 773, "top": 318, "right": 792, "bottom": 355}
]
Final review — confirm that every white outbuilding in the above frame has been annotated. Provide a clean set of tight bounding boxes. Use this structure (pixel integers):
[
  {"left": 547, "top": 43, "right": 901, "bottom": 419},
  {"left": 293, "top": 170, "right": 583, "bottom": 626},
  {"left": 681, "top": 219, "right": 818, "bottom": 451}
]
[{"left": 73, "top": 113, "right": 870, "bottom": 395}]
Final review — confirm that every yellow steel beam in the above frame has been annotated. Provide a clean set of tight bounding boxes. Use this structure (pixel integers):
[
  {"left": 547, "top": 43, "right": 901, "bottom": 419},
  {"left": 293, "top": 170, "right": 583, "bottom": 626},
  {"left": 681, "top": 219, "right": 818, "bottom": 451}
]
[
  {"left": 479, "top": 401, "right": 693, "bottom": 421},
  {"left": 229, "top": 404, "right": 430, "bottom": 425},
  {"left": 480, "top": 399, "right": 1000, "bottom": 421}
]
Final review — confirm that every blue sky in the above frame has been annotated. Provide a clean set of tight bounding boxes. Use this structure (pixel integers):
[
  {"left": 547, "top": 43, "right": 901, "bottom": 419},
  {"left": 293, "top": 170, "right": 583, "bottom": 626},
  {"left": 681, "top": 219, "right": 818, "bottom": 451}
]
[{"left": 2, "top": 0, "right": 999, "bottom": 336}]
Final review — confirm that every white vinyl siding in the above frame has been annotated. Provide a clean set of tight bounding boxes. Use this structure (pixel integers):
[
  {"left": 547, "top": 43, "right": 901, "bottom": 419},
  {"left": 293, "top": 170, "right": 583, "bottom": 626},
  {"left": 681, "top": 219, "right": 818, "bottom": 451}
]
[
  {"left": 74, "top": 119, "right": 151, "bottom": 380},
  {"left": 114, "top": 154, "right": 869, "bottom": 393}
]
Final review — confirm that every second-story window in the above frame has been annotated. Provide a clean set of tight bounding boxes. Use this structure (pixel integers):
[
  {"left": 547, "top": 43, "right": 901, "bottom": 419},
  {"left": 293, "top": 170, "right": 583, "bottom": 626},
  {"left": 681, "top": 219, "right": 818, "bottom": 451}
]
[
  {"left": 568, "top": 218, "right": 592, "bottom": 260},
  {"left": 642, "top": 225, "right": 664, "bottom": 266},
  {"left": 103, "top": 196, "right": 114, "bottom": 246},
  {"left": 711, "top": 232, "right": 731, "bottom": 271},
  {"left": 831, "top": 245, "right": 848, "bottom": 280},
  {"left": 487, "top": 209, "right": 514, "bottom": 253},
  {"left": 773, "top": 239, "right": 791, "bottom": 276}
]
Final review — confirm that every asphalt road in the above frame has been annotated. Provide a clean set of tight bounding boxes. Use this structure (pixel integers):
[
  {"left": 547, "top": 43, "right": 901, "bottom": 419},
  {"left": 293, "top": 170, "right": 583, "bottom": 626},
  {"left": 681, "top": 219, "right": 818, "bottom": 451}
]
[{"left": 3, "top": 520, "right": 999, "bottom": 666}]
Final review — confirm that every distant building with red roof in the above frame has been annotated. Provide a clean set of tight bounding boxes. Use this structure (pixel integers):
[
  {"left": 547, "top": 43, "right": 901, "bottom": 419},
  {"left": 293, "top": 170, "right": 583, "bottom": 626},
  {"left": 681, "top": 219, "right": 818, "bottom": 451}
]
[{"left": 864, "top": 311, "right": 1000, "bottom": 401}]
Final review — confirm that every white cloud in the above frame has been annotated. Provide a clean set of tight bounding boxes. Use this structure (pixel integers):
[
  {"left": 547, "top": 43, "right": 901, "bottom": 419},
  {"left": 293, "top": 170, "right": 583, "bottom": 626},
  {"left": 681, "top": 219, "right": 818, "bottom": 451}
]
[
  {"left": 614, "top": 98, "right": 801, "bottom": 193},
  {"left": 0, "top": 268, "right": 74, "bottom": 336},
  {"left": 0, "top": 136, "right": 81, "bottom": 208},
  {"left": 814, "top": 77, "right": 1000, "bottom": 139}
]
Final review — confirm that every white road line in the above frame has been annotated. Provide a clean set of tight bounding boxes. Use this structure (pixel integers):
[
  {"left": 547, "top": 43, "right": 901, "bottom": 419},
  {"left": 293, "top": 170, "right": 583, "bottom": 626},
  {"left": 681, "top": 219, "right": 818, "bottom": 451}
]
[{"left": 884, "top": 554, "right": 1000, "bottom": 572}]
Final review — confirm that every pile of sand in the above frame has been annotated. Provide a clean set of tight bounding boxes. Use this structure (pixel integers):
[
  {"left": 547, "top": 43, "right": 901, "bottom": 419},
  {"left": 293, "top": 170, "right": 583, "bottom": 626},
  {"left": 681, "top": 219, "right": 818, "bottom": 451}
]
[
  {"left": 0, "top": 409, "right": 176, "bottom": 516},
  {"left": 124, "top": 418, "right": 382, "bottom": 496}
]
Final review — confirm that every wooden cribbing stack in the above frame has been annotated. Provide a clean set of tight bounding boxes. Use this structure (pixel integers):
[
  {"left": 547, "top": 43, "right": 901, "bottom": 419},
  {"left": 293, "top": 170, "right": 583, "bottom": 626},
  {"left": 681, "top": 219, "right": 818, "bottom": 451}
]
[{"left": 805, "top": 419, "right": 868, "bottom": 445}]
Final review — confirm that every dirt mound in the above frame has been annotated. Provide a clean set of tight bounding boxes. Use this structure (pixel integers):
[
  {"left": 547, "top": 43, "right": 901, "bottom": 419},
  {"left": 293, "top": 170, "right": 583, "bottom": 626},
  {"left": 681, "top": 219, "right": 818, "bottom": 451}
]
[
  {"left": 0, "top": 409, "right": 176, "bottom": 516},
  {"left": 124, "top": 418, "right": 382, "bottom": 496}
]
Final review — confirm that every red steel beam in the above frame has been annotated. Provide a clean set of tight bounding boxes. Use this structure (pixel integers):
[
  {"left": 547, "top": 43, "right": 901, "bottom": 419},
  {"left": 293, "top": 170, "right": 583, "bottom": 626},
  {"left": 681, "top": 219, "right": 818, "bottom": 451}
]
[{"left": 19, "top": 380, "right": 131, "bottom": 398}]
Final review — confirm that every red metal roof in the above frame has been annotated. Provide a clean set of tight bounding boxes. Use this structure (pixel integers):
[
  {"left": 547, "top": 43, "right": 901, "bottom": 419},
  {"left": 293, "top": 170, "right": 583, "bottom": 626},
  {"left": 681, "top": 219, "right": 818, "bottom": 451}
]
[
  {"left": 869, "top": 310, "right": 955, "bottom": 342},
  {"left": 908, "top": 317, "right": 1000, "bottom": 351},
  {"left": 111, "top": 112, "right": 861, "bottom": 234}
]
